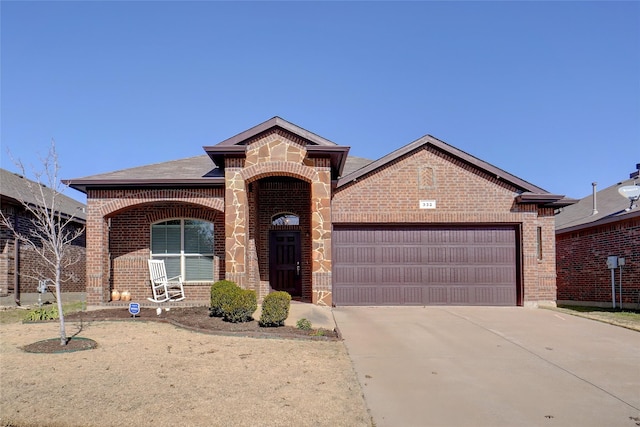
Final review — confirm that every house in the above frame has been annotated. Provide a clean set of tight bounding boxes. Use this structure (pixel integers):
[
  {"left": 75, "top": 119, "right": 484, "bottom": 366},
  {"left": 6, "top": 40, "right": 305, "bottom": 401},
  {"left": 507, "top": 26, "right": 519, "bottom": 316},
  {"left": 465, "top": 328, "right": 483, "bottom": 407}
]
[
  {"left": 65, "top": 117, "right": 573, "bottom": 307},
  {"left": 0, "top": 168, "right": 86, "bottom": 302},
  {"left": 555, "top": 165, "right": 640, "bottom": 309}
]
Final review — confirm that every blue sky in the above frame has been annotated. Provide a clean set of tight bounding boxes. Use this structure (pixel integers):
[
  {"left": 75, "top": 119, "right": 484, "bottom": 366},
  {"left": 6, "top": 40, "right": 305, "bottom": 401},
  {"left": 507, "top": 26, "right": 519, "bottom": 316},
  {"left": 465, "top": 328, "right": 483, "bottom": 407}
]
[{"left": 2, "top": 1, "right": 639, "bottom": 203}]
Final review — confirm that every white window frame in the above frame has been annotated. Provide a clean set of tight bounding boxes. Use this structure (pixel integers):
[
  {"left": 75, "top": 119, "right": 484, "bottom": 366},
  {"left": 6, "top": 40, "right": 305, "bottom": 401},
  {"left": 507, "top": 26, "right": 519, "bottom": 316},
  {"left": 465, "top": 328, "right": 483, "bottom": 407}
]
[{"left": 150, "top": 218, "right": 215, "bottom": 282}]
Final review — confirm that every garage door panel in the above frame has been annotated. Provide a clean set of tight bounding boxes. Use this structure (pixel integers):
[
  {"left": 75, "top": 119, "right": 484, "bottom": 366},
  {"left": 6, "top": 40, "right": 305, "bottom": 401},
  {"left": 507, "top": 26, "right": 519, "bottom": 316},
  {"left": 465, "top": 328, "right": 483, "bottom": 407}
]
[
  {"left": 447, "top": 247, "right": 467, "bottom": 263},
  {"left": 428, "top": 287, "right": 448, "bottom": 304},
  {"left": 381, "top": 287, "right": 403, "bottom": 304},
  {"left": 495, "top": 286, "right": 517, "bottom": 304},
  {"left": 403, "top": 247, "right": 421, "bottom": 263},
  {"left": 333, "top": 226, "right": 517, "bottom": 306},
  {"left": 475, "top": 287, "right": 495, "bottom": 304},
  {"left": 381, "top": 267, "right": 402, "bottom": 283},
  {"left": 450, "top": 287, "right": 469, "bottom": 304},
  {"left": 404, "top": 267, "right": 422, "bottom": 284},
  {"left": 423, "top": 247, "right": 448, "bottom": 263}
]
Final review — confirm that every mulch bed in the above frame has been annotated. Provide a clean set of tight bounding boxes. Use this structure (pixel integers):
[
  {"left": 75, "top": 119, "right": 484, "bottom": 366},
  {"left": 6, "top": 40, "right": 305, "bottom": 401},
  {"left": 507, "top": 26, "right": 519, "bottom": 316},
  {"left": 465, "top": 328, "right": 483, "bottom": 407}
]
[
  {"left": 19, "top": 307, "right": 340, "bottom": 353},
  {"left": 22, "top": 337, "right": 98, "bottom": 353},
  {"left": 63, "top": 305, "right": 340, "bottom": 340}
]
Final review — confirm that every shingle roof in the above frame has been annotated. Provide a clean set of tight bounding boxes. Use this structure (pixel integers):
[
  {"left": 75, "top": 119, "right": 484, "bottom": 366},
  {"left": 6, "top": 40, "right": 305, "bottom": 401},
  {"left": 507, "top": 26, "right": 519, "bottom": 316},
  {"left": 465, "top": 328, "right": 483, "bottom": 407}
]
[
  {"left": 64, "top": 118, "right": 566, "bottom": 210},
  {"left": 341, "top": 156, "right": 373, "bottom": 176},
  {"left": 0, "top": 168, "right": 86, "bottom": 221},
  {"left": 65, "top": 153, "right": 372, "bottom": 193},
  {"left": 70, "top": 155, "right": 220, "bottom": 181},
  {"left": 555, "top": 176, "right": 640, "bottom": 232}
]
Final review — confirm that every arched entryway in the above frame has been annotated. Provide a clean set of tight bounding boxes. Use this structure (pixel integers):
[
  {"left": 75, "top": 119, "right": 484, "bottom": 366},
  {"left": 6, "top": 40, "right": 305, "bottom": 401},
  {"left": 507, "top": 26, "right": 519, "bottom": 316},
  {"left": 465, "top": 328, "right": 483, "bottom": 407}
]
[{"left": 247, "top": 176, "right": 311, "bottom": 300}]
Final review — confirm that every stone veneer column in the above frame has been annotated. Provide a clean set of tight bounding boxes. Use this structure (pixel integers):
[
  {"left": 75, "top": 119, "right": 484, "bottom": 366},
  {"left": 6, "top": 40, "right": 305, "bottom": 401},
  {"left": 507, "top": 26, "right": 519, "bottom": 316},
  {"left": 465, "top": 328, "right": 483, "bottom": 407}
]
[
  {"left": 85, "top": 204, "right": 109, "bottom": 305},
  {"left": 224, "top": 164, "right": 247, "bottom": 287},
  {"left": 311, "top": 163, "right": 332, "bottom": 305}
]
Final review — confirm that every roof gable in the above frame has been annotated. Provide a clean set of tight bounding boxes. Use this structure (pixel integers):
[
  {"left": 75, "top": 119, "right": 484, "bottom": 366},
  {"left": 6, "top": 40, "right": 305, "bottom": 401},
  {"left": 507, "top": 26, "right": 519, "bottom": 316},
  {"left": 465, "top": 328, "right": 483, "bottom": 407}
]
[
  {"left": 337, "top": 134, "right": 573, "bottom": 207},
  {"left": 210, "top": 116, "right": 339, "bottom": 147},
  {"left": 204, "top": 116, "right": 350, "bottom": 177}
]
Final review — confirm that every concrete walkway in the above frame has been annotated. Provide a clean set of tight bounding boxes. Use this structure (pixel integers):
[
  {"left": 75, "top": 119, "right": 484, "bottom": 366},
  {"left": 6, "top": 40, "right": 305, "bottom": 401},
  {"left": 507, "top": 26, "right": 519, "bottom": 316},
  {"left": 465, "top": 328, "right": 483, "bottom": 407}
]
[{"left": 333, "top": 306, "right": 640, "bottom": 427}]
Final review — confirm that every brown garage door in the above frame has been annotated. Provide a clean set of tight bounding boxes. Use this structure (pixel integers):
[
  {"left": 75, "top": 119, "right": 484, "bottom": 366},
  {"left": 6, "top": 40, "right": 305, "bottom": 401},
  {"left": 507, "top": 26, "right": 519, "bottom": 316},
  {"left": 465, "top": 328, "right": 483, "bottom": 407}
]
[{"left": 333, "top": 225, "right": 517, "bottom": 306}]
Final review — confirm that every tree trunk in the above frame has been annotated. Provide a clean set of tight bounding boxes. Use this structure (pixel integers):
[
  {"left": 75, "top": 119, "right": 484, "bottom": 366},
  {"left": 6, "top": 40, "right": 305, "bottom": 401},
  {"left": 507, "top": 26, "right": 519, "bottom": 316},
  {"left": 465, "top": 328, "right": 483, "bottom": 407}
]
[{"left": 55, "top": 264, "right": 67, "bottom": 346}]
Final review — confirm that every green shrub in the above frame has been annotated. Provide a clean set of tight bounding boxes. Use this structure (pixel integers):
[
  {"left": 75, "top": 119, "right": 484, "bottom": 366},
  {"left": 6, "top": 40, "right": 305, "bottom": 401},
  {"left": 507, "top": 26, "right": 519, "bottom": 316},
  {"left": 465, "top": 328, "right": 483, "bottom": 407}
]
[
  {"left": 210, "top": 280, "right": 239, "bottom": 317},
  {"left": 222, "top": 288, "right": 257, "bottom": 323},
  {"left": 259, "top": 291, "right": 291, "bottom": 327},
  {"left": 296, "top": 318, "right": 312, "bottom": 330},
  {"left": 24, "top": 306, "right": 59, "bottom": 322}
]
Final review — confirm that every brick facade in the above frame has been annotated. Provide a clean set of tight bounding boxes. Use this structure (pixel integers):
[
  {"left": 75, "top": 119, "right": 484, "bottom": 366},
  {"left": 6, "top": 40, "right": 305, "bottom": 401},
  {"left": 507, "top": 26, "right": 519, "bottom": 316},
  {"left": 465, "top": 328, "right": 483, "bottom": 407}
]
[
  {"left": 76, "top": 118, "right": 564, "bottom": 307},
  {"left": 556, "top": 215, "right": 639, "bottom": 308},
  {"left": 85, "top": 188, "right": 225, "bottom": 305},
  {"left": 0, "top": 202, "right": 86, "bottom": 297},
  {"left": 332, "top": 146, "right": 558, "bottom": 306}
]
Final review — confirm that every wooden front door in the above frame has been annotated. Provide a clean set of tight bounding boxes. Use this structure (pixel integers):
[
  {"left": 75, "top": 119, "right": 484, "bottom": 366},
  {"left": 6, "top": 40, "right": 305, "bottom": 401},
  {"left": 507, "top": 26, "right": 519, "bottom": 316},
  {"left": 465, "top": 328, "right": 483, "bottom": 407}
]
[{"left": 269, "top": 231, "right": 302, "bottom": 296}]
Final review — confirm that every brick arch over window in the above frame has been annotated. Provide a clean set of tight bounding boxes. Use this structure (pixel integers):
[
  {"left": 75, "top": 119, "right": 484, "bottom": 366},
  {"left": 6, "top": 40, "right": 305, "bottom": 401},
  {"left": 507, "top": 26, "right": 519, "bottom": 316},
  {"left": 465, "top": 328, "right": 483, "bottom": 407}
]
[
  {"left": 240, "top": 161, "right": 318, "bottom": 184},
  {"left": 100, "top": 189, "right": 224, "bottom": 217},
  {"left": 145, "top": 207, "right": 219, "bottom": 224}
]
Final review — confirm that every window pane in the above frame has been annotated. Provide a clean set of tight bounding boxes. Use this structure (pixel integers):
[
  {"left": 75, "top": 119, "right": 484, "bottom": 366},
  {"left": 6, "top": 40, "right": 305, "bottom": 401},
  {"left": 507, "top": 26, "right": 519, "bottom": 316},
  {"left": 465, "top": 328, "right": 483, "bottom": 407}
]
[
  {"left": 185, "top": 256, "right": 214, "bottom": 281},
  {"left": 184, "top": 220, "right": 214, "bottom": 254},
  {"left": 151, "top": 221, "right": 181, "bottom": 254},
  {"left": 272, "top": 214, "right": 299, "bottom": 226},
  {"left": 152, "top": 256, "right": 181, "bottom": 279}
]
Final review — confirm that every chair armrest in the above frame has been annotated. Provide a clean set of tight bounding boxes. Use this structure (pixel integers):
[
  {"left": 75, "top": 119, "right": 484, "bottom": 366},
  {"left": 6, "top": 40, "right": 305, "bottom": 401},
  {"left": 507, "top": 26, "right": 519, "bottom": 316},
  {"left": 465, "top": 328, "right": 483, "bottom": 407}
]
[{"left": 167, "top": 275, "right": 183, "bottom": 283}]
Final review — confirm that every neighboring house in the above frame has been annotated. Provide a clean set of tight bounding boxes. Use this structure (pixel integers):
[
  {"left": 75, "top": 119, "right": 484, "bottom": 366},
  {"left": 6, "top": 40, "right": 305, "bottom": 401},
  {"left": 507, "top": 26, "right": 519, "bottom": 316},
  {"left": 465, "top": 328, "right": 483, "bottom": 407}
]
[
  {"left": 0, "top": 168, "right": 87, "bottom": 300},
  {"left": 556, "top": 165, "right": 640, "bottom": 309},
  {"left": 65, "top": 117, "right": 573, "bottom": 307}
]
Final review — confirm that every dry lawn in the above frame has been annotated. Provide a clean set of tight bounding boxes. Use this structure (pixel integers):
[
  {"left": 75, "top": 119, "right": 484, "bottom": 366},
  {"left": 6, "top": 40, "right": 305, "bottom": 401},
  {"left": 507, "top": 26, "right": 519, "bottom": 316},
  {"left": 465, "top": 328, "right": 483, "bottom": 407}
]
[{"left": 0, "top": 321, "right": 371, "bottom": 427}]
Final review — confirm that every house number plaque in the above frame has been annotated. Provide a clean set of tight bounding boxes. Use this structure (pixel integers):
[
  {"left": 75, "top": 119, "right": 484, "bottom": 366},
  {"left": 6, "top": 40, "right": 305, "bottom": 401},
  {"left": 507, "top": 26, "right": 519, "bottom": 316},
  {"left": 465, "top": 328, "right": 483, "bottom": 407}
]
[{"left": 419, "top": 200, "right": 436, "bottom": 209}]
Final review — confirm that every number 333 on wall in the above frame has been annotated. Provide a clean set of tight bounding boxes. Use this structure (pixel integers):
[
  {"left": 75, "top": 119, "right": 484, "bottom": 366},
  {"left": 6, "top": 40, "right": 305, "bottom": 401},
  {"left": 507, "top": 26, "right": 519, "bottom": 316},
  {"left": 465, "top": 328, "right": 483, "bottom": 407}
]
[{"left": 419, "top": 200, "right": 437, "bottom": 209}]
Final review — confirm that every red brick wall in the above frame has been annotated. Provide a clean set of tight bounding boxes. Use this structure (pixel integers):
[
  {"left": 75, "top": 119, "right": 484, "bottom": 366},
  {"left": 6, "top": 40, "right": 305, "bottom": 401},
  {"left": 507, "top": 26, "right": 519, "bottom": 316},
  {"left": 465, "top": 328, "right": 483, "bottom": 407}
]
[
  {"left": 107, "top": 203, "right": 225, "bottom": 302},
  {"left": 0, "top": 202, "right": 85, "bottom": 295},
  {"left": 85, "top": 188, "right": 225, "bottom": 304},
  {"left": 556, "top": 215, "right": 640, "bottom": 307},
  {"left": 333, "top": 146, "right": 558, "bottom": 305}
]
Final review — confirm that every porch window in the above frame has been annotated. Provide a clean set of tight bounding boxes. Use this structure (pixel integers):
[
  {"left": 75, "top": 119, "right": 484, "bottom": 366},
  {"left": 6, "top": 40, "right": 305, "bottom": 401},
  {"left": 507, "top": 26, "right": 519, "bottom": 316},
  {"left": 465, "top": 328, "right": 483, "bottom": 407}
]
[
  {"left": 272, "top": 213, "right": 299, "bottom": 226},
  {"left": 151, "top": 219, "right": 214, "bottom": 281}
]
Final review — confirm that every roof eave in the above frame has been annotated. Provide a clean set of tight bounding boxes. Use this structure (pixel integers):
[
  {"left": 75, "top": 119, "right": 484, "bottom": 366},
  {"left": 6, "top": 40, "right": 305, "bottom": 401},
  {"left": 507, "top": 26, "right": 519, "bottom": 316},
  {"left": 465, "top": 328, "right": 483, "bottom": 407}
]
[
  {"left": 204, "top": 146, "right": 246, "bottom": 168},
  {"left": 516, "top": 193, "right": 578, "bottom": 208},
  {"left": 556, "top": 208, "right": 640, "bottom": 234},
  {"left": 204, "top": 143, "right": 350, "bottom": 177},
  {"left": 306, "top": 145, "right": 350, "bottom": 177},
  {"left": 64, "top": 178, "right": 225, "bottom": 194}
]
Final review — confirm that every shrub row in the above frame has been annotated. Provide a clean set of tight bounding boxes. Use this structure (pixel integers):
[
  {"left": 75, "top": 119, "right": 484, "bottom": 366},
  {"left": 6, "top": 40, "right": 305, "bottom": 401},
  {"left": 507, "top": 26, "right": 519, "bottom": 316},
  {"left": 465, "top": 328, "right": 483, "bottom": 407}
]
[
  {"left": 210, "top": 281, "right": 292, "bottom": 327},
  {"left": 210, "top": 280, "right": 257, "bottom": 323}
]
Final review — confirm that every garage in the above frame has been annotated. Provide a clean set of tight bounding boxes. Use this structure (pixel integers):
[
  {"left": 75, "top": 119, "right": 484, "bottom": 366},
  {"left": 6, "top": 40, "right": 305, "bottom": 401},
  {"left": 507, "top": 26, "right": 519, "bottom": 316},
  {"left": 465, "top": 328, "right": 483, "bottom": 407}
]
[{"left": 332, "top": 225, "right": 518, "bottom": 306}]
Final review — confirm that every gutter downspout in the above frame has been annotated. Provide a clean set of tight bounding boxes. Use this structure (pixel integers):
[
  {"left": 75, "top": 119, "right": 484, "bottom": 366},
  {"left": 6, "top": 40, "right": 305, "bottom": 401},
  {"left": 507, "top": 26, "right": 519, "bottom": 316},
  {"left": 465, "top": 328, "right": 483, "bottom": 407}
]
[{"left": 591, "top": 182, "right": 598, "bottom": 216}]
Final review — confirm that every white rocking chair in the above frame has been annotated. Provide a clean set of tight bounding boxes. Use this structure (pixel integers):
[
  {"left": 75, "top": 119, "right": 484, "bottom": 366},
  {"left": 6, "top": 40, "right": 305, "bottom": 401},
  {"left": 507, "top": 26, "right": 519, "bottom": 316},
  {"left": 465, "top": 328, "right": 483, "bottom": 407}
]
[{"left": 148, "top": 259, "right": 186, "bottom": 303}]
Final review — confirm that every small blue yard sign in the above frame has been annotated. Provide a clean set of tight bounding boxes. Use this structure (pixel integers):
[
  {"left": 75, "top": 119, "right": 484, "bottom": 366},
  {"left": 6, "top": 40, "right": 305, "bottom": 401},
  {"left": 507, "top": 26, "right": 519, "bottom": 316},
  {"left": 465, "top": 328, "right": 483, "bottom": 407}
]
[{"left": 129, "top": 302, "right": 140, "bottom": 317}]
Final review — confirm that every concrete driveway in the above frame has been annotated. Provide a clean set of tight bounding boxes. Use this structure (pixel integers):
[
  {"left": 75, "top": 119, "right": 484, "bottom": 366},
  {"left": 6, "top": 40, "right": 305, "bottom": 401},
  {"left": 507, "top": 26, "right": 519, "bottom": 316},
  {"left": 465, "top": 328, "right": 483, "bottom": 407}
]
[{"left": 333, "top": 306, "right": 640, "bottom": 427}]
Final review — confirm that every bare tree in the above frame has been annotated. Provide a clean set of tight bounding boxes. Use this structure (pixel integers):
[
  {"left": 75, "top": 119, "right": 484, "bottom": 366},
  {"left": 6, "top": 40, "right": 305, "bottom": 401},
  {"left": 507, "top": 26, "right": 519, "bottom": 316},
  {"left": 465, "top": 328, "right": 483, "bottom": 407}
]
[{"left": 1, "top": 140, "right": 85, "bottom": 345}]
